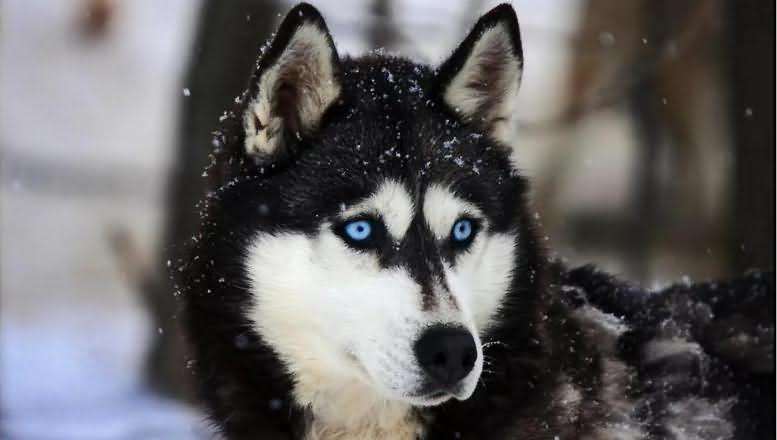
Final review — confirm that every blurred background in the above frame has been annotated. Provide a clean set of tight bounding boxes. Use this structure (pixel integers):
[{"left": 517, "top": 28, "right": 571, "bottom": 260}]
[{"left": 1, "top": 0, "right": 773, "bottom": 438}]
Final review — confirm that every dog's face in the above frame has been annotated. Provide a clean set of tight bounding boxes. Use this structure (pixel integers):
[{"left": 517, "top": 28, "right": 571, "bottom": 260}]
[{"left": 211, "top": 3, "right": 526, "bottom": 409}]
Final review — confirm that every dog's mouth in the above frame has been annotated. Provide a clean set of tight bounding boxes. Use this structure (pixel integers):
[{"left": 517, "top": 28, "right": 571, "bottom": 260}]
[
  {"left": 409, "top": 389, "right": 450, "bottom": 401},
  {"left": 425, "top": 390, "right": 448, "bottom": 399},
  {"left": 404, "top": 388, "right": 459, "bottom": 406},
  {"left": 344, "top": 349, "right": 463, "bottom": 405},
  {"left": 408, "top": 380, "right": 473, "bottom": 405}
]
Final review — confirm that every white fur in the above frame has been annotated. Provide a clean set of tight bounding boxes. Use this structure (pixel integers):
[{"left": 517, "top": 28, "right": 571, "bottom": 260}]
[
  {"left": 443, "top": 22, "right": 522, "bottom": 144},
  {"left": 244, "top": 228, "right": 482, "bottom": 413},
  {"left": 244, "top": 24, "right": 340, "bottom": 156},
  {"left": 643, "top": 338, "right": 703, "bottom": 365},
  {"left": 424, "top": 184, "right": 516, "bottom": 331},
  {"left": 303, "top": 381, "right": 422, "bottom": 440},
  {"left": 423, "top": 184, "right": 484, "bottom": 240},
  {"left": 243, "top": 180, "right": 521, "bottom": 435},
  {"left": 246, "top": 231, "right": 425, "bottom": 403},
  {"left": 341, "top": 180, "right": 414, "bottom": 240},
  {"left": 664, "top": 397, "right": 735, "bottom": 440},
  {"left": 444, "top": 234, "right": 515, "bottom": 332}
]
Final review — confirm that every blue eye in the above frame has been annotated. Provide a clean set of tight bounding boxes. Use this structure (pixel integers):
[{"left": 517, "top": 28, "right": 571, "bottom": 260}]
[
  {"left": 452, "top": 219, "right": 473, "bottom": 242},
  {"left": 337, "top": 217, "right": 385, "bottom": 249},
  {"left": 344, "top": 220, "right": 372, "bottom": 241}
]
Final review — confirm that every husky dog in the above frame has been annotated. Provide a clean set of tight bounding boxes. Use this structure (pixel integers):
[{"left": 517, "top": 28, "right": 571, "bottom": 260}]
[{"left": 183, "top": 3, "right": 774, "bottom": 439}]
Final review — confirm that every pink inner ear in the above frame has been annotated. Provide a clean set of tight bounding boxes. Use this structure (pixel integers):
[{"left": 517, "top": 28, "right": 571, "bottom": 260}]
[{"left": 275, "top": 82, "right": 302, "bottom": 138}]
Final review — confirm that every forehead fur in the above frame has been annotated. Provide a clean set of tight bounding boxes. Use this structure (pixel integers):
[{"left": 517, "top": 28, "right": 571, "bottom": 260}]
[
  {"left": 341, "top": 179, "right": 414, "bottom": 240},
  {"left": 423, "top": 184, "right": 484, "bottom": 240},
  {"left": 211, "top": 56, "right": 527, "bottom": 236}
]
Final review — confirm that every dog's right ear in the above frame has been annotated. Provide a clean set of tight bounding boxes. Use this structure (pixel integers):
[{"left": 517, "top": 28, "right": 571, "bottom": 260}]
[{"left": 242, "top": 3, "right": 342, "bottom": 159}]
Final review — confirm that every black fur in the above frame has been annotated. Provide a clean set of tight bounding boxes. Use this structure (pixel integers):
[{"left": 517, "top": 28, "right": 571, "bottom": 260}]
[
  {"left": 559, "top": 265, "right": 775, "bottom": 439},
  {"left": 182, "top": 3, "right": 775, "bottom": 439}
]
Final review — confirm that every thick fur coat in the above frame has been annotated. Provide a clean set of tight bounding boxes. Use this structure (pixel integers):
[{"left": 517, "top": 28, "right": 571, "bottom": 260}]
[{"left": 182, "top": 4, "right": 774, "bottom": 439}]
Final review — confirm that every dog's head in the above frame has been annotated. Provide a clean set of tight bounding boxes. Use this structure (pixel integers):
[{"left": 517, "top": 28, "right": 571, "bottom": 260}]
[{"left": 198, "top": 3, "right": 532, "bottom": 410}]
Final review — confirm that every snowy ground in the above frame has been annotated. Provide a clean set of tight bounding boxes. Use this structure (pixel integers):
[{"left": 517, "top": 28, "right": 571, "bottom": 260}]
[{"left": 0, "top": 1, "right": 602, "bottom": 438}]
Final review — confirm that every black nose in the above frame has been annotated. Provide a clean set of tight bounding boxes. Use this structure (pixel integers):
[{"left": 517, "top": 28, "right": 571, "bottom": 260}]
[{"left": 414, "top": 325, "right": 477, "bottom": 387}]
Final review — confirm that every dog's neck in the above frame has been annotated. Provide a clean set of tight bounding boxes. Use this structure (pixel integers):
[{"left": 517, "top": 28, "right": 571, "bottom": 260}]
[{"left": 294, "top": 374, "right": 422, "bottom": 440}]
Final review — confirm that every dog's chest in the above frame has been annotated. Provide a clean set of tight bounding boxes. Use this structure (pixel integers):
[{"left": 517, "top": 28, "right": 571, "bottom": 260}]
[
  {"left": 304, "top": 417, "right": 421, "bottom": 440},
  {"left": 295, "top": 379, "right": 422, "bottom": 440}
]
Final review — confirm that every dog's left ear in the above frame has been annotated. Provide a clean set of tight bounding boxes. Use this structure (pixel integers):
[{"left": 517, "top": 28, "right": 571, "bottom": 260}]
[
  {"left": 243, "top": 3, "right": 342, "bottom": 159},
  {"left": 435, "top": 4, "right": 523, "bottom": 144}
]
